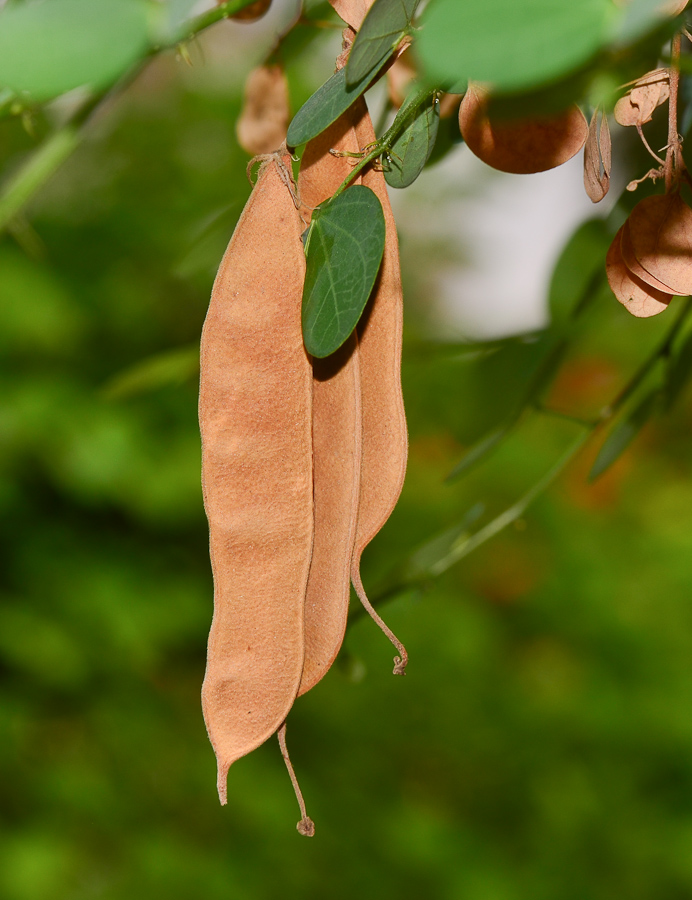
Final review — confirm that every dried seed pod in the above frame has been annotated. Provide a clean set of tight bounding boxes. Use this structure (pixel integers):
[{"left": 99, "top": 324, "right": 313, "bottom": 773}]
[
  {"left": 607, "top": 226, "right": 671, "bottom": 317},
  {"left": 614, "top": 69, "right": 669, "bottom": 127},
  {"left": 328, "top": 0, "right": 375, "bottom": 30},
  {"left": 229, "top": 0, "right": 272, "bottom": 21},
  {"left": 627, "top": 194, "right": 692, "bottom": 296},
  {"left": 620, "top": 219, "right": 688, "bottom": 295},
  {"left": 387, "top": 50, "right": 416, "bottom": 109},
  {"left": 459, "top": 85, "right": 588, "bottom": 175},
  {"left": 297, "top": 106, "right": 366, "bottom": 695},
  {"left": 199, "top": 154, "right": 313, "bottom": 803},
  {"left": 659, "top": 0, "right": 688, "bottom": 14},
  {"left": 584, "top": 108, "right": 611, "bottom": 203},
  {"left": 236, "top": 65, "right": 290, "bottom": 156},
  {"left": 352, "top": 106, "right": 409, "bottom": 674}
]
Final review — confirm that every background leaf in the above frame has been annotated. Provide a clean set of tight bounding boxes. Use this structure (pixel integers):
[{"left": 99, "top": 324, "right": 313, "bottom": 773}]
[
  {"left": 418, "top": 0, "right": 615, "bottom": 93},
  {"left": 0, "top": 0, "right": 151, "bottom": 102},
  {"left": 385, "top": 90, "right": 439, "bottom": 189},
  {"left": 346, "top": 0, "right": 419, "bottom": 87},
  {"left": 302, "top": 185, "right": 385, "bottom": 358},
  {"left": 590, "top": 389, "right": 661, "bottom": 481}
]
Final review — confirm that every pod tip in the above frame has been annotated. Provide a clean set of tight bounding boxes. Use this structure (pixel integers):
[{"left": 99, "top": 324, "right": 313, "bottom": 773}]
[
  {"left": 217, "top": 761, "right": 230, "bottom": 806},
  {"left": 297, "top": 817, "right": 316, "bottom": 837}
]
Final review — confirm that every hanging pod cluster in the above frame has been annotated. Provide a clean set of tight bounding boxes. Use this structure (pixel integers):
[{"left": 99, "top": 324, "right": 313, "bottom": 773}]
[{"left": 199, "top": 12, "right": 407, "bottom": 836}]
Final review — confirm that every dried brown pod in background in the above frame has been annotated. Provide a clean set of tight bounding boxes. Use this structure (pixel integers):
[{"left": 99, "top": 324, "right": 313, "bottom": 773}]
[
  {"left": 606, "top": 226, "right": 672, "bottom": 317},
  {"left": 620, "top": 219, "right": 688, "bottom": 295},
  {"left": 459, "top": 84, "right": 588, "bottom": 174},
  {"left": 229, "top": 0, "right": 272, "bottom": 21},
  {"left": 328, "top": 0, "right": 375, "bottom": 30},
  {"left": 584, "top": 107, "right": 612, "bottom": 203},
  {"left": 236, "top": 65, "right": 290, "bottom": 156},
  {"left": 387, "top": 50, "right": 416, "bottom": 109},
  {"left": 199, "top": 154, "right": 313, "bottom": 804},
  {"left": 614, "top": 69, "right": 669, "bottom": 127},
  {"left": 627, "top": 194, "right": 692, "bottom": 296},
  {"left": 659, "top": 0, "right": 688, "bottom": 15}
]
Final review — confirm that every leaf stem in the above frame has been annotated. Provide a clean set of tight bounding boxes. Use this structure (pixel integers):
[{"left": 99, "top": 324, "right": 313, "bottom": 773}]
[
  {"left": 330, "top": 86, "right": 435, "bottom": 200},
  {"left": 665, "top": 32, "right": 683, "bottom": 192}
]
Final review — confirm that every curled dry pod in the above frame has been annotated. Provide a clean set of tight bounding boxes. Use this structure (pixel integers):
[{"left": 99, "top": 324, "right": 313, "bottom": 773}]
[
  {"left": 606, "top": 225, "right": 671, "bottom": 317},
  {"left": 228, "top": 0, "right": 272, "bottom": 21},
  {"left": 387, "top": 49, "right": 416, "bottom": 109},
  {"left": 459, "top": 84, "right": 588, "bottom": 175},
  {"left": 352, "top": 105, "right": 409, "bottom": 674},
  {"left": 584, "top": 107, "right": 611, "bottom": 203},
  {"left": 620, "top": 219, "right": 688, "bottom": 295},
  {"left": 660, "top": 0, "right": 688, "bottom": 14},
  {"left": 627, "top": 194, "right": 692, "bottom": 296},
  {"left": 296, "top": 103, "right": 366, "bottom": 696},
  {"left": 199, "top": 154, "right": 313, "bottom": 803},
  {"left": 613, "top": 69, "right": 669, "bottom": 127},
  {"left": 236, "top": 65, "right": 290, "bottom": 156},
  {"left": 328, "top": 0, "right": 375, "bottom": 30}
]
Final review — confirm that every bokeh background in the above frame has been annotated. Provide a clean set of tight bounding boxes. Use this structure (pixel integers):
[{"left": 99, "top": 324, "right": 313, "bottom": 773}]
[{"left": 3, "top": 3, "right": 692, "bottom": 899}]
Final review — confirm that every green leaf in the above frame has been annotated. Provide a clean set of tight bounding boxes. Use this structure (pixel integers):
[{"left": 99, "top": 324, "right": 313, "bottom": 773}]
[
  {"left": 346, "top": 0, "right": 419, "bottom": 87},
  {"left": 384, "top": 90, "right": 439, "bottom": 189},
  {"left": 590, "top": 390, "right": 661, "bottom": 482},
  {"left": 418, "top": 0, "right": 615, "bottom": 94},
  {"left": 287, "top": 55, "right": 390, "bottom": 148},
  {"left": 548, "top": 219, "right": 611, "bottom": 326},
  {"left": 302, "top": 186, "right": 386, "bottom": 358},
  {"left": 0, "top": 0, "right": 151, "bottom": 102}
]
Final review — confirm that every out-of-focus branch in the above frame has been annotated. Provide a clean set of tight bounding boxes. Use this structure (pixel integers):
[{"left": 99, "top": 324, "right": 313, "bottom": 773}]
[{"left": 0, "top": 0, "right": 260, "bottom": 235}]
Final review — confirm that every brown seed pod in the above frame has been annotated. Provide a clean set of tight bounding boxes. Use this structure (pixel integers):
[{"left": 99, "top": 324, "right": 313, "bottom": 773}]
[
  {"left": 459, "top": 84, "right": 589, "bottom": 175},
  {"left": 236, "top": 65, "right": 290, "bottom": 156},
  {"left": 387, "top": 50, "right": 416, "bottom": 109},
  {"left": 584, "top": 108, "right": 612, "bottom": 203},
  {"left": 627, "top": 193, "right": 692, "bottom": 296},
  {"left": 229, "top": 0, "right": 272, "bottom": 21},
  {"left": 296, "top": 105, "right": 367, "bottom": 696},
  {"left": 620, "top": 219, "right": 688, "bottom": 295},
  {"left": 328, "top": 0, "right": 374, "bottom": 30},
  {"left": 614, "top": 69, "right": 669, "bottom": 127},
  {"left": 606, "top": 225, "right": 671, "bottom": 317},
  {"left": 659, "top": 0, "right": 688, "bottom": 14},
  {"left": 351, "top": 107, "right": 409, "bottom": 674},
  {"left": 199, "top": 154, "right": 313, "bottom": 804}
]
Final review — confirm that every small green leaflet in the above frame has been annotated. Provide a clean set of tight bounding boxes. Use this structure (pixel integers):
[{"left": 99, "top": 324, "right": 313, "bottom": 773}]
[
  {"left": 287, "top": 54, "right": 390, "bottom": 148},
  {"left": 385, "top": 90, "right": 439, "bottom": 189},
  {"left": 0, "top": 0, "right": 151, "bottom": 102},
  {"left": 589, "top": 389, "right": 661, "bottom": 482},
  {"left": 302, "top": 186, "right": 385, "bottom": 359},
  {"left": 418, "top": 0, "right": 615, "bottom": 94},
  {"left": 346, "top": 0, "right": 420, "bottom": 87}
]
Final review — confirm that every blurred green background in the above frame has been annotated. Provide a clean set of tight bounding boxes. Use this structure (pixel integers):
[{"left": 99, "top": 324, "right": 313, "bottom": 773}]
[{"left": 3, "top": 6, "right": 692, "bottom": 900}]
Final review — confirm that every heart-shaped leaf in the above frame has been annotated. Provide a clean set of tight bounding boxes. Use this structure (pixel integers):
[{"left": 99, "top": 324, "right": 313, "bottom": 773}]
[
  {"left": 302, "top": 185, "right": 386, "bottom": 358},
  {"left": 346, "top": 0, "right": 419, "bottom": 87},
  {"left": 0, "top": 0, "right": 151, "bottom": 102}
]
